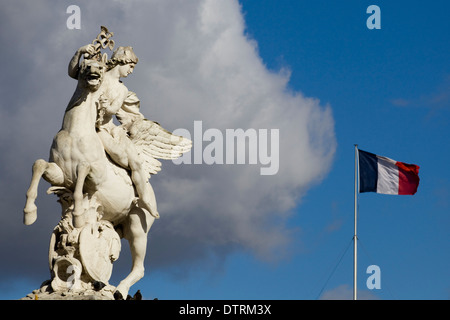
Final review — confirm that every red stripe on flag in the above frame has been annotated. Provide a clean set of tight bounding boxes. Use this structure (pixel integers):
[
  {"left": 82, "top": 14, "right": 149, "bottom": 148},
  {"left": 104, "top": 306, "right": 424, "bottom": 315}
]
[{"left": 396, "top": 161, "right": 420, "bottom": 195}]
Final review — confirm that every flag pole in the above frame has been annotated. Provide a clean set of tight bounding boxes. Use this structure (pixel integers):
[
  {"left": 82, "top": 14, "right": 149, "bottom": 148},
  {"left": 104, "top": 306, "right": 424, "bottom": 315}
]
[{"left": 353, "top": 144, "right": 359, "bottom": 300}]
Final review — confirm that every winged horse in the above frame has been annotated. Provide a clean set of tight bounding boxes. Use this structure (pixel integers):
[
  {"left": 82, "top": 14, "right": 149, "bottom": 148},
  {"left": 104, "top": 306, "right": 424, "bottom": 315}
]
[{"left": 23, "top": 51, "right": 191, "bottom": 298}]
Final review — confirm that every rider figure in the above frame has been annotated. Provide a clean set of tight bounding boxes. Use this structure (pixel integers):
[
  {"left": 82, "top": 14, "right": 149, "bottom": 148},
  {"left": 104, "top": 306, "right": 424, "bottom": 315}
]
[{"left": 68, "top": 44, "right": 160, "bottom": 219}]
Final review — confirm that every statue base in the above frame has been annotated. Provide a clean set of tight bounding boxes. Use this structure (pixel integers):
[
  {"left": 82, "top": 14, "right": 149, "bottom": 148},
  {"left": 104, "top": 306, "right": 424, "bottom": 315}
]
[
  {"left": 21, "top": 291, "right": 114, "bottom": 300},
  {"left": 20, "top": 280, "right": 116, "bottom": 300},
  {"left": 22, "top": 188, "right": 124, "bottom": 301},
  {"left": 20, "top": 279, "right": 144, "bottom": 300}
]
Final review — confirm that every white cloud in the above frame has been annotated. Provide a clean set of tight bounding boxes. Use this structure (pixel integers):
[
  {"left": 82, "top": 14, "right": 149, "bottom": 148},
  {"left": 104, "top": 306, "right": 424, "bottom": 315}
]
[{"left": 0, "top": 0, "right": 335, "bottom": 280}]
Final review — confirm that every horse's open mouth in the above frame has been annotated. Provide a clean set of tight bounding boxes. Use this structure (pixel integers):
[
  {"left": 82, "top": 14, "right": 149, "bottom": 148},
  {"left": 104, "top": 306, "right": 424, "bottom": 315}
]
[{"left": 87, "top": 73, "right": 101, "bottom": 86}]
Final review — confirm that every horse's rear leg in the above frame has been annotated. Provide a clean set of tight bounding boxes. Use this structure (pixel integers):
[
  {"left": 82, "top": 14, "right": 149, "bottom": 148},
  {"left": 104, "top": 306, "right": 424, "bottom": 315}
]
[
  {"left": 114, "top": 206, "right": 155, "bottom": 299},
  {"left": 24, "top": 159, "right": 64, "bottom": 225}
]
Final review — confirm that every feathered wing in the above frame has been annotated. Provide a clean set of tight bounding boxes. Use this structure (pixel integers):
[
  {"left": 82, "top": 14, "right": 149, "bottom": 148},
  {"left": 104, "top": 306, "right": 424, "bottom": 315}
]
[{"left": 128, "top": 119, "right": 192, "bottom": 180}]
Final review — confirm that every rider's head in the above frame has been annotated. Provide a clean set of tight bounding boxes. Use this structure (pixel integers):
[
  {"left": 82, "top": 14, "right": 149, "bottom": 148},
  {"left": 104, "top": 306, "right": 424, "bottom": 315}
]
[{"left": 107, "top": 46, "right": 138, "bottom": 71}]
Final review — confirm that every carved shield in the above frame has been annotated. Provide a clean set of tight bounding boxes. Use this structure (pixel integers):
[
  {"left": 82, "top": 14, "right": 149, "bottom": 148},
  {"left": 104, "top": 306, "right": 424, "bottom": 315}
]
[{"left": 79, "top": 221, "right": 121, "bottom": 283}]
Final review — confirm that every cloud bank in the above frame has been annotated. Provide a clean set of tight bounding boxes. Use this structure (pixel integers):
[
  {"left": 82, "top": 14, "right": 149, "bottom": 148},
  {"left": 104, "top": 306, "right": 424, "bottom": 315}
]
[{"left": 0, "top": 0, "right": 335, "bottom": 283}]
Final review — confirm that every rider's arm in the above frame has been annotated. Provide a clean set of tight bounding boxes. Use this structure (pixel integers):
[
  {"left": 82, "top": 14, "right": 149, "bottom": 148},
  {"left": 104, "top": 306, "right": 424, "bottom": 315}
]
[{"left": 68, "top": 44, "right": 96, "bottom": 79}]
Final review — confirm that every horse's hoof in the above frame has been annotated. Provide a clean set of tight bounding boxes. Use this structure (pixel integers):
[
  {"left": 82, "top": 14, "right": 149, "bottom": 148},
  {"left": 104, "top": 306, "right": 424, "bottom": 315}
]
[
  {"left": 23, "top": 205, "right": 37, "bottom": 225},
  {"left": 114, "top": 290, "right": 124, "bottom": 300},
  {"left": 93, "top": 281, "right": 106, "bottom": 291},
  {"left": 114, "top": 284, "right": 129, "bottom": 300}
]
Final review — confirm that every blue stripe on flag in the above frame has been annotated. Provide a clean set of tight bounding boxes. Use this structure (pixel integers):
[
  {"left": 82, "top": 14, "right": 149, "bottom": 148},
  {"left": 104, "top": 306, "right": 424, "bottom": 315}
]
[{"left": 359, "top": 150, "right": 378, "bottom": 193}]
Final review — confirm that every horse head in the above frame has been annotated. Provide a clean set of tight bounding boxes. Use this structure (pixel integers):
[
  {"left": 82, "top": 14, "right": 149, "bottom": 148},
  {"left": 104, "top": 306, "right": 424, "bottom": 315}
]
[{"left": 78, "top": 53, "right": 107, "bottom": 92}]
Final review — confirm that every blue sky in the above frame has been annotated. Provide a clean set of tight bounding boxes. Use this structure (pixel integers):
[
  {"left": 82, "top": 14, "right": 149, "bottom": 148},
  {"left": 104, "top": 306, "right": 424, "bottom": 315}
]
[
  {"left": 238, "top": 0, "right": 450, "bottom": 299},
  {"left": 130, "top": 0, "right": 450, "bottom": 299},
  {"left": 150, "top": 0, "right": 450, "bottom": 300},
  {"left": 0, "top": 0, "right": 448, "bottom": 300}
]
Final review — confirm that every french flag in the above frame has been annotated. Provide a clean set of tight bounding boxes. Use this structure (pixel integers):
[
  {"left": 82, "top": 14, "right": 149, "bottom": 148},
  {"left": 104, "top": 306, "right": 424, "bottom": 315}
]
[{"left": 358, "top": 149, "right": 420, "bottom": 195}]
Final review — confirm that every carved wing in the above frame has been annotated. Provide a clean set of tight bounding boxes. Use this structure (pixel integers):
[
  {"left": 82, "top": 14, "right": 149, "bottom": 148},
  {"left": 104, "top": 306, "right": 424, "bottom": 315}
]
[{"left": 128, "top": 119, "right": 192, "bottom": 179}]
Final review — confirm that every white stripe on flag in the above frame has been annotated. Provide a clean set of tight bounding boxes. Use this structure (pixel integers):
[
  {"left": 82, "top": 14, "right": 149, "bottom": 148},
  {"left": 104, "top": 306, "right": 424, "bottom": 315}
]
[{"left": 377, "top": 155, "right": 398, "bottom": 194}]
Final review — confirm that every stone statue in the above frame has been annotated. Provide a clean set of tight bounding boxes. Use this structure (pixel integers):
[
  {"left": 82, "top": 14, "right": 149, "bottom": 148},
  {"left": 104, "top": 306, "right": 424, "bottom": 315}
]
[{"left": 22, "top": 26, "right": 192, "bottom": 300}]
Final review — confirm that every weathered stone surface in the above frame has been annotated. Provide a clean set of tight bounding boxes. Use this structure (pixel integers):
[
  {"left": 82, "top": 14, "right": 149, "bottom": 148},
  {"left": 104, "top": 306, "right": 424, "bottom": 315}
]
[
  {"left": 21, "top": 291, "right": 114, "bottom": 300},
  {"left": 21, "top": 26, "right": 191, "bottom": 299},
  {"left": 20, "top": 279, "right": 116, "bottom": 300}
]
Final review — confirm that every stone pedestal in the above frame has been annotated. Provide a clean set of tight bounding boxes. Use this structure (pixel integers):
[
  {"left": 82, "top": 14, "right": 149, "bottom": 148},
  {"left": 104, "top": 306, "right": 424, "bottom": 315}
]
[
  {"left": 21, "top": 278, "right": 117, "bottom": 300},
  {"left": 21, "top": 291, "right": 115, "bottom": 300},
  {"left": 21, "top": 284, "right": 144, "bottom": 300}
]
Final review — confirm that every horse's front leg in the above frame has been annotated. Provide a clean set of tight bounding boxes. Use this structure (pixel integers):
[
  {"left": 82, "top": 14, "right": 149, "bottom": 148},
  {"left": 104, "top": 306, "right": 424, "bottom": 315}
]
[
  {"left": 72, "top": 161, "right": 90, "bottom": 225},
  {"left": 24, "top": 159, "right": 64, "bottom": 225}
]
